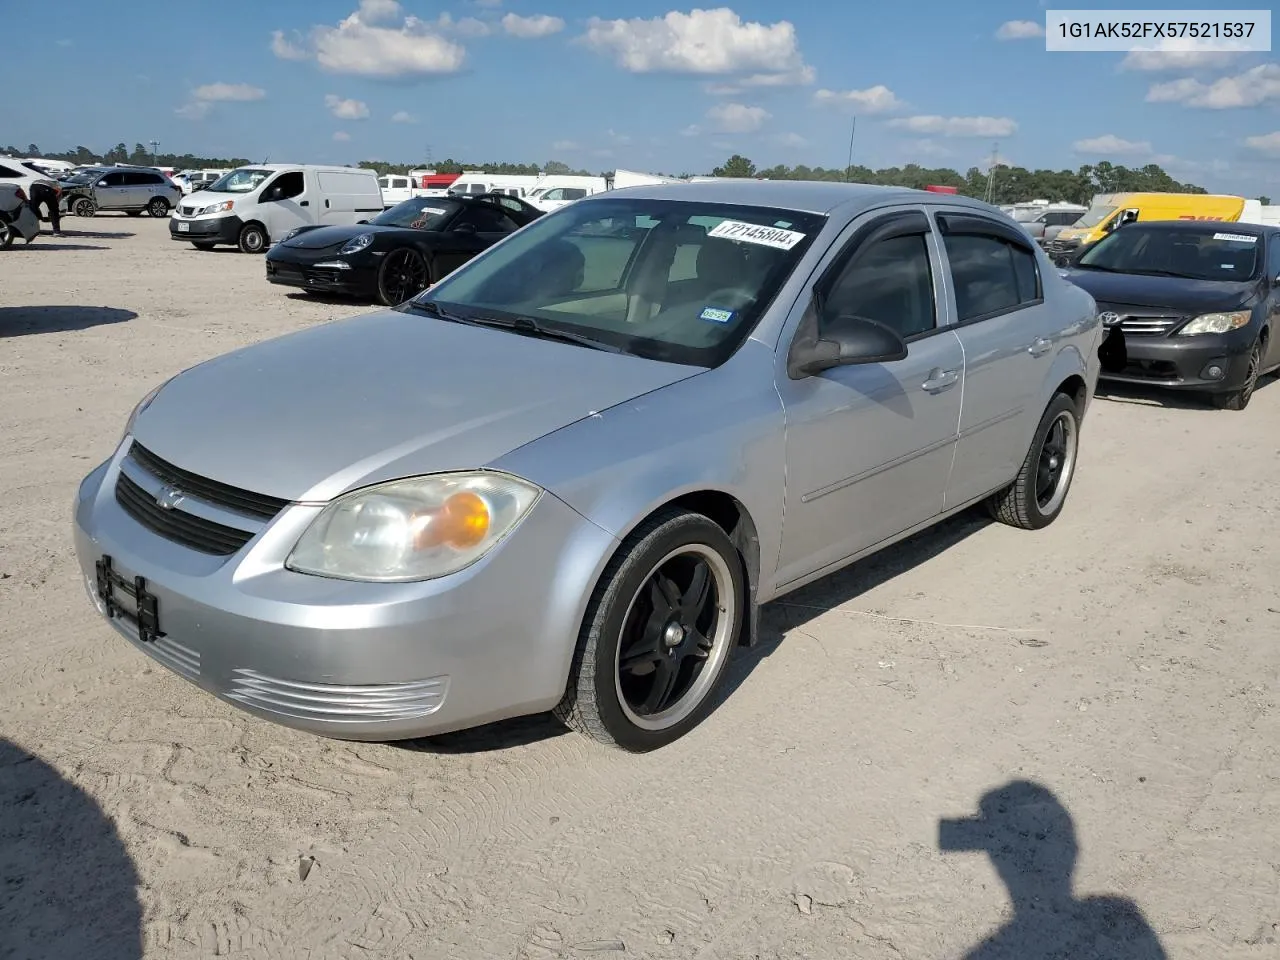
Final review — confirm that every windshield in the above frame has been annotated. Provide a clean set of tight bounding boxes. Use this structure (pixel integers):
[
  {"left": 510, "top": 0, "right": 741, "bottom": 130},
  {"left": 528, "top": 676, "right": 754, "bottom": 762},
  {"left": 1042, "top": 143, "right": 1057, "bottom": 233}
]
[
  {"left": 208, "top": 168, "right": 271, "bottom": 194},
  {"left": 1077, "top": 225, "right": 1262, "bottom": 282},
  {"left": 371, "top": 197, "right": 460, "bottom": 228},
  {"left": 1074, "top": 202, "right": 1117, "bottom": 229},
  {"left": 416, "top": 197, "right": 826, "bottom": 367}
]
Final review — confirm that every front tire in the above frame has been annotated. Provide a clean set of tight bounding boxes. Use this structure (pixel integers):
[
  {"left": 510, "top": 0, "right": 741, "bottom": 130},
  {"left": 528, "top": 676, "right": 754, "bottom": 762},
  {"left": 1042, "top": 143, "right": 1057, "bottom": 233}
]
[
  {"left": 1211, "top": 338, "right": 1262, "bottom": 411},
  {"left": 238, "top": 223, "right": 267, "bottom": 254},
  {"left": 555, "top": 510, "right": 744, "bottom": 752},
  {"left": 987, "top": 392, "right": 1081, "bottom": 530},
  {"left": 147, "top": 197, "right": 170, "bottom": 218},
  {"left": 376, "top": 248, "right": 430, "bottom": 305},
  {"left": 73, "top": 198, "right": 96, "bottom": 218}
]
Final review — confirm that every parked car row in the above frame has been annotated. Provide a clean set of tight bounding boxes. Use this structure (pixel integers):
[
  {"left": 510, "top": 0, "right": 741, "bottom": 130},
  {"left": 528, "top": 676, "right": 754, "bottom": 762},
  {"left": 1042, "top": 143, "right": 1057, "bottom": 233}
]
[{"left": 75, "top": 181, "right": 1110, "bottom": 753}]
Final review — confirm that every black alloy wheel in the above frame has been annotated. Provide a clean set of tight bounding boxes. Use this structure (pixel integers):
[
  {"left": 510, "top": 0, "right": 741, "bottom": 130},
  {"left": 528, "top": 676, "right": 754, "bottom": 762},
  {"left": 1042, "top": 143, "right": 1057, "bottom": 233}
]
[{"left": 377, "top": 248, "right": 430, "bottom": 305}]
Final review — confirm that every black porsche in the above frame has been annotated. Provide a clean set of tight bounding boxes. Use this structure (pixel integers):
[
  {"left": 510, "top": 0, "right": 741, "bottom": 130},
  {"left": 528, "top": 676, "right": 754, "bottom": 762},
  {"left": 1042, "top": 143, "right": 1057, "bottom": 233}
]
[{"left": 264, "top": 193, "right": 544, "bottom": 305}]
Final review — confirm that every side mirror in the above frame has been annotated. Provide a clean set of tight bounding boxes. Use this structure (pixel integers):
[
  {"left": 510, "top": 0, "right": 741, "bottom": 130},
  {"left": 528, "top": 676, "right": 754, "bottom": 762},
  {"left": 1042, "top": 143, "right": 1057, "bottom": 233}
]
[
  {"left": 1272, "top": 273, "right": 1280, "bottom": 288},
  {"left": 453, "top": 221, "right": 477, "bottom": 235},
  {"left": 97, "top": 180, "right": 108, "bottom": 187},
  {"left": 356, "top": 219, "right": 369, "bottom": 225},
  {"left": 788, "top": 314, "right": 907, "bottom": 378}
]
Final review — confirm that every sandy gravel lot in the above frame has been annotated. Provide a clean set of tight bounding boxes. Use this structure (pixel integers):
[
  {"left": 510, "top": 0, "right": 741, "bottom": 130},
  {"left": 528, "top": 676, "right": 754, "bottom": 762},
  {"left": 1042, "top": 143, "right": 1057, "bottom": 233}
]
[{"left": 2, "top": 217, "right": 1278, "bottom": 960}]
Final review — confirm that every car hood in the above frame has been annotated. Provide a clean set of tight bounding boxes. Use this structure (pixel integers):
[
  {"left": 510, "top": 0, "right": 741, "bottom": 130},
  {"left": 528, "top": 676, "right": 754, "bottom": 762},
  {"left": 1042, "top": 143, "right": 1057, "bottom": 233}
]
[
  {"left": 1061, "top": 269, "right": 1256, "bottom": 313},
  {"left": 279, "top": 224, "right": 393, "bottom": 250},
  {"left": 130, "top": 308, "right": 701, "bottom": 502}
]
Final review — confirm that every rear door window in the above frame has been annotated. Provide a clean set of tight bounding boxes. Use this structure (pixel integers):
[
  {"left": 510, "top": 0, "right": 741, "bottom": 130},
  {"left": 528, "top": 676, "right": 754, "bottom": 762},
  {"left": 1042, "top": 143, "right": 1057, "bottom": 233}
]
[{"left": 942, "top": 233, "right": 1041, "bottom": 321}]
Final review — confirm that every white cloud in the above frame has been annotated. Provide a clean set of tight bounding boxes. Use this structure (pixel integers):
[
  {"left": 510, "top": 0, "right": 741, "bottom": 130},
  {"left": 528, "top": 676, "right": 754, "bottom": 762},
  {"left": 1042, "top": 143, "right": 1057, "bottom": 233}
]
[
  {"left": 995, "top": 19, "right": 1043, "bottom": 40},
  {"left": 552, "top": 139, "right": 580, "bottom": 151},
  {"left": 706, "top": 102, "right": 769, "bottom": 133},
  {"left": 774, "top": 132, "right": 808, "bottom": 148},
  {"left": 472, "top": 0, "right": 502, "bottom": 6},
  {"left": 903, "top": 138, "right": 952, "bottom": 159},
  {"left": 434, "top": 12, "right": 492, "bottom": 37},
  {"left": 1244, "top": 131, "right": 1280, "bottom": 156},
  {"left": 1147, "top": 63, "right": 1280, "bottom": 108},
  {"left": 1119, "top": 40, "right": 1244, "bottom": 71},
  {"left": 324, "top": 93, "right": 370, "bottom": 119},
  {"left": 391, "top": 110, "right": 416, "bottom": 123},
  {"left": 333, "top": 131, "right": 352, "bottom": 142},
  {"left": 705, "top": 64, "right": 815, "bottom": 95},
  {"left": 175, "top": 102, "right": 212, "bottom": 121},
  {"left": 1072, "top": 134, "right": 1152, "bottom": 156},
  {"left": 271, "top": 30, "right": 308, "bottom": 59},
  {"left": 813, "top": 84, "right": 902, "bottom": 114},
  {"left": 56, "top": 38, "right": 73, "bottom": 47},
  {"left": 276, "top": 1, "right": 467, "bottom": 77},
  {"left": 192, "top": 82, "right": 266, "bottom": 102},
  {"left": 502, "top": 13, "right": 565, "bottom": 38},
  {"left": 888, "top": 115, "right": 1017, "bottom": 137},
  {"left": 581, "top": 9, "right": 812, "bottom": 86}
]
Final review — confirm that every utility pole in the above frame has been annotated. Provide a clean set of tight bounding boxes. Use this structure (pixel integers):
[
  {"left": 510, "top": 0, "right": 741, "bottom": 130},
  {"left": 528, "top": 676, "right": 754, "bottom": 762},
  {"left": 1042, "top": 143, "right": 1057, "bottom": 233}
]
[
  {"left": 425, "top": 143, "right": 434, "bottom": 171},
  {"left": 983, "top": 141, "right": 1000, "bottom": 204},
  {"left": 149, "top": 139, "right": 160, "bottom": 166},
  {"left": 844, "top": 116, "right": 857, "bottom": 183}
]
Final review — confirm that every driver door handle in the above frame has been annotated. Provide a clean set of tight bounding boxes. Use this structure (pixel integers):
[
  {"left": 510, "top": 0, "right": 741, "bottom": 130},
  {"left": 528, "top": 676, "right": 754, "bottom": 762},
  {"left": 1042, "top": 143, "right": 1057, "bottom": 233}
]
[
  {"left": 921, "top": 367, "right": 960, "bottom": 393},
  {"left": 1028, "top": 337, "right": 1051, "bottom": 357},
  {"left": 299, "top": 200, "right": 309, "bottom": 207}
]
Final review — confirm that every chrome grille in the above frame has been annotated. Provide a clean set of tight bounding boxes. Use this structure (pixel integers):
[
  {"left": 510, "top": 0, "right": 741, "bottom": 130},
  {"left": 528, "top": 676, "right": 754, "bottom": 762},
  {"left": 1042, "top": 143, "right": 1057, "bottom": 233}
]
[
  {"left": 1118, "top": 315, "right": 1179, "bottom": 335},
  {"left": 179, "top": 205, "right": 196, "bottom": 216},
  {"left": 226, "top": 670, "right": 449, "bottom": 723}
]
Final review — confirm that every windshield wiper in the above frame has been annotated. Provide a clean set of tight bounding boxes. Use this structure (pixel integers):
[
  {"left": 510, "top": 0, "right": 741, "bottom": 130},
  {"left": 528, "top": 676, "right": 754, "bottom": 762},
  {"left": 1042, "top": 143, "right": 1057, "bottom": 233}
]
[
  {"left": 1122, "top": 268, "right": 1196, "bottom": 279},
  {"left": 402, "top": 302, "right": 625, "bottom": 354}
]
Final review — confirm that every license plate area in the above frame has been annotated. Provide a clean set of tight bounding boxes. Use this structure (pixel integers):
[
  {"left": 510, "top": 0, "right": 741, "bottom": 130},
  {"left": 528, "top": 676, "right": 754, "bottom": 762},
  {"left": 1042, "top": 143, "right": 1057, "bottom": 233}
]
[
  {"left": 178, "top": 221, "right": 190, "bottom": 232},
  {"left": 95, "top": 554, "right": 164, "bottom": 643}
]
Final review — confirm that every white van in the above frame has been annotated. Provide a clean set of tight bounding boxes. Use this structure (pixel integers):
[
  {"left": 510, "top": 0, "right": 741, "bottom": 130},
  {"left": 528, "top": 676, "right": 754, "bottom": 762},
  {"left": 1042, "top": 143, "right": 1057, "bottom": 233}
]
[
  {"left": 447, "top": 173, "right": 541, "bottom": 198},
  {"left": 169, "top": 164, "right": 383, "bottom": 252},
  {"left": 527, "top": 175, "right": 608, "bottom": 212}
]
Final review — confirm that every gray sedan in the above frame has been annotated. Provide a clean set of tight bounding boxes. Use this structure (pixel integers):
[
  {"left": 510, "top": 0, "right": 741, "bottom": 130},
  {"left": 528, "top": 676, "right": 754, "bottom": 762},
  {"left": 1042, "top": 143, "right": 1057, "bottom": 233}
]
[{"left": 73, "top": 181, "right": 1101, "bottom": 751}]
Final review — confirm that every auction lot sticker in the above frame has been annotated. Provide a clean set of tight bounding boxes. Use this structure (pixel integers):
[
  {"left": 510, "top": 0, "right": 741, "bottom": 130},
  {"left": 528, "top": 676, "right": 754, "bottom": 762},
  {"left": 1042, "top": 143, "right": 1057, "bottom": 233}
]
[{"left": 707, "top": 220, "right": 807, "bottom": 250}]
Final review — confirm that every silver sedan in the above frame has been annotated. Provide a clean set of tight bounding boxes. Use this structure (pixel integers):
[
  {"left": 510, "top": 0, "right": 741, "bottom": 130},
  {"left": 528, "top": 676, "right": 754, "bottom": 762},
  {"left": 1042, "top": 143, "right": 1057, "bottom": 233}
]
[{"left": 73, "top": 180, "right": 1101, "bottom": 751}]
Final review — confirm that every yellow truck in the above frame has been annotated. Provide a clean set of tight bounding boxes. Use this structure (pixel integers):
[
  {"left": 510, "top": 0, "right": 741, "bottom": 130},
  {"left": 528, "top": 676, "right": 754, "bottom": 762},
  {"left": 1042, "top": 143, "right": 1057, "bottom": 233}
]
[{"left": 1046, "top": 193, "right": 1263, "bottom": 263}]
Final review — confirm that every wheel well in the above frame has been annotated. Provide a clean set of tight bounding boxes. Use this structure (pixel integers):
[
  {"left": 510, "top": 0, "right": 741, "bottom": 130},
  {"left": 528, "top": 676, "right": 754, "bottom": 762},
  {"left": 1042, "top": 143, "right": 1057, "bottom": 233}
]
[
  {"left": 667, "top": 491, "right": 762, "bottom": 648},
  {"left": 1056, "top": 374, "right": 1087, "bottom": 411}
]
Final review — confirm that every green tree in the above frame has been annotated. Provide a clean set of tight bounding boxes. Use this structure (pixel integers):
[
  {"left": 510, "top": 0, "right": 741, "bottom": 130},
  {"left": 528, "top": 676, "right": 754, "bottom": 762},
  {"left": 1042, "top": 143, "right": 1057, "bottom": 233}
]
[
  {"left": 712, "top": 154, "right": 757, "bottom": 178},
  {"left": 1260, "top": 195, "right": 1272, "bottom": 205}
]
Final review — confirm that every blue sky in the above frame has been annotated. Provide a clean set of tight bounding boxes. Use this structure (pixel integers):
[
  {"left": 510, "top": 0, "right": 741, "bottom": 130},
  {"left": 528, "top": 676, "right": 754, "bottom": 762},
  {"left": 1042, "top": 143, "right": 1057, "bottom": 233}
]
[{"left": 8, "top": 0, "right": 1280, "bottom": 195}]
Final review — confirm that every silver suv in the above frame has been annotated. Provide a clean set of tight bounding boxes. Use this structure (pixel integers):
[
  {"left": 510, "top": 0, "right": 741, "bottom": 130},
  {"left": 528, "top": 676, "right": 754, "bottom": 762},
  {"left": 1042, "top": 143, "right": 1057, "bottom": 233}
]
[{"left": 83, "top": 167, "right": 181, "bottom": 218}]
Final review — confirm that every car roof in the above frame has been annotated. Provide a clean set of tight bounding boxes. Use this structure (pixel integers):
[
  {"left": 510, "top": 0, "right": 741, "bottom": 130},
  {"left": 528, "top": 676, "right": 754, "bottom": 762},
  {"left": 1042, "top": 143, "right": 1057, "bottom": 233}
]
[
  {"left": 1116, "top": 220, "right": 1276, "bottom": 238},
  {"left": 593, "top": 179, "right": 1001, "bottom": 216}
]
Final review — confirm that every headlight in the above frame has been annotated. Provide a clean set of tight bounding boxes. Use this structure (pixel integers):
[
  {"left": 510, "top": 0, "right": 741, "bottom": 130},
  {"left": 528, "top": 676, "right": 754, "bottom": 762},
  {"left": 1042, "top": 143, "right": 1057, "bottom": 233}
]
[
  {"left": 286, "top": 472, "right": 541, "bottom": 582},
  {"left": 1177, "top": 310, "right": 1251, "bottom": 336},
  {"left": 282, "top": 227, "right": 303, "bottom": 242},
  {"left": 339, "top": 233, "right": 374, "bottom": 255},
  {"left": 120, "top": 377, "right": 173, "bottom": 444},
  {"left": 198, "top": 200, "right": 234, "bottom": 216}
]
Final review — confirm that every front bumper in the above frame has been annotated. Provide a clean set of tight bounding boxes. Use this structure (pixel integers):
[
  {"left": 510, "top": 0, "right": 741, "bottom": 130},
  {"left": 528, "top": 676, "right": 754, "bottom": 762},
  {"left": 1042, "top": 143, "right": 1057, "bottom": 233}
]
[
  {"left": 73, "top": 446, "right": 618, "bottom": 740},
  {"left": 1044, "top": 237, "right": 1084, "bottom": 263},
  {"left": 1098, "top": 324, "right": 1256, "bottom": 391},
  {"left": 265, "top": 253, "right": 377, "bottom": 297},
  {"left": 170, "top": 214, "right": 242, "bottom": 245}
]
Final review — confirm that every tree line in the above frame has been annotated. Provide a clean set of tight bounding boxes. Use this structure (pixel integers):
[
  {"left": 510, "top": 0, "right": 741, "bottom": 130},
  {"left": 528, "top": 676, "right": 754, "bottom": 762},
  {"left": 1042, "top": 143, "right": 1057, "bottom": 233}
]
[
  {"left": 12, "top": 142, "right": 1270, "bottom": 206},
  {"left": 708, "top": 154, "right": 1228, "bottom": 206}
]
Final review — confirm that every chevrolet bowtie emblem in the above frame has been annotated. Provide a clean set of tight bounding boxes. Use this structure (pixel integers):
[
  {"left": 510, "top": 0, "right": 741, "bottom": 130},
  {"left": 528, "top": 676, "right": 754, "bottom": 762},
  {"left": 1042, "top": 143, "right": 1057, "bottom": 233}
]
[{"left": 156, "top": 486, "right": 185, "bottom": 510}]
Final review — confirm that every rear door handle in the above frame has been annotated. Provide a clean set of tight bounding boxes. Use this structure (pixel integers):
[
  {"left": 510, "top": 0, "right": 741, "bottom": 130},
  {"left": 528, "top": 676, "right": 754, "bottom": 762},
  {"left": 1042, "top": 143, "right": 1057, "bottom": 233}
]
[
  {"left": 1028, "top": 337, "right": 1051, "bottom": 357},
  {"left": 921, "top": 367, "right": 960, "bottom": 392}
]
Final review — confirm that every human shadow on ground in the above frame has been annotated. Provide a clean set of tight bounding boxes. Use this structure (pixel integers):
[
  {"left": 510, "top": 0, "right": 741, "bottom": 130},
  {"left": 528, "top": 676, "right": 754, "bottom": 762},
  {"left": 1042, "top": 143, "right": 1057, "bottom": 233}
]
[
  {"left": 0, "top": 305, "right": 137, "bottom": 337},
  {"left": 395, "top": 507, "right": 990, "bottom": 755},
  {"left": 43, "top": 229, "right": 135, "bottom": 240},
  {"left": 940, "top": 780, "right": 1167, "bottom": 959},
  {"left": 0, "top": 738, "right": 144, "bottom": 960}
]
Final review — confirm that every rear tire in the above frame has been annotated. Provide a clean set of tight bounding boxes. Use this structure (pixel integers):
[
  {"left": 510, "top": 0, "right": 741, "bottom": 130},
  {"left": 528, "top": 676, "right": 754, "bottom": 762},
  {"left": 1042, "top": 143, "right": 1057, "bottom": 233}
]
[
  {"left": 0, "top": 222, "right": 14, "bottom": 249},
  {"left": 238, "top": 223, "right": 267, "bottom": 254},
  {"left": 986, "top": 392, "right": 1081, "bottom": 530},
  {"left": 554, "top": 509, "right": 744, "bottom": 752},
  {"left": 1210, "top": 338, "right": 1261, "bottom": 411}
]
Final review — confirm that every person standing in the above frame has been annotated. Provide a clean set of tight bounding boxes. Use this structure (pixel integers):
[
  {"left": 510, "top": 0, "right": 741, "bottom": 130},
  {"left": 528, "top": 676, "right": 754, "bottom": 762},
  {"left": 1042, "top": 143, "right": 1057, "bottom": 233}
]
[{"left": 29, "top": 178, "right": 62, "bottom": 234}]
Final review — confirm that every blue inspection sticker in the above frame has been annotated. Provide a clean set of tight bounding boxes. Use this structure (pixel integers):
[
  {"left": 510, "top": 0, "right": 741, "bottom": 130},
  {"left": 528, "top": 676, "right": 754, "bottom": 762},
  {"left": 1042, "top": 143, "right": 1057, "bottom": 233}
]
[{"left": 700, "top": 306, "right": 734, "bottom": 324}]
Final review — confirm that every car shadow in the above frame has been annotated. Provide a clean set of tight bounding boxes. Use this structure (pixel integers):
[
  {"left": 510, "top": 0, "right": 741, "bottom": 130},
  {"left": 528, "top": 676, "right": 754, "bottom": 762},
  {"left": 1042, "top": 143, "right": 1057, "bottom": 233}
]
[
  {"left": 14, "top": 243, "right": 110, "bottom": 252},
  {"left": 0, "top": 738, "right": 144, "bottom": 959},
  {"left": 0, "top": 305, "right": 137, "bottom": 337},
  {"left": 391, "top": 507, "right": 990, "bottom": 756},
  {"left": 719, "top": 506, "right": 991, "bottom": 699},
  {"left": 940, "top": 780, "right": 1168, "bottom": 958},
  {"left": 284, "top": 291, "right": 363, "bottom": 306},
  {"left": 46, "top": 229, "right": 136, "bottom": 240}
]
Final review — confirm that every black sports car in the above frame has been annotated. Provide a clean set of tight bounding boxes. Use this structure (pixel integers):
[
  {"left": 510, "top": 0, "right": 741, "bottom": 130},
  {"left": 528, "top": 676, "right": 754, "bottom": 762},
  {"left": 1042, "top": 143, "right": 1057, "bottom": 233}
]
[{"left": 264, "top": 193, "right": 544, "bottom": 305}]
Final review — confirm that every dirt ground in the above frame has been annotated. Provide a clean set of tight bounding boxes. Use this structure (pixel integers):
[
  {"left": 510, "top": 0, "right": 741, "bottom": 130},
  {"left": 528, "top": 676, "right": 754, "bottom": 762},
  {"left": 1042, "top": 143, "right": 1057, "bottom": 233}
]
[{"left": 1, "top": 217, "right": 1277, "bottom": 960}]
